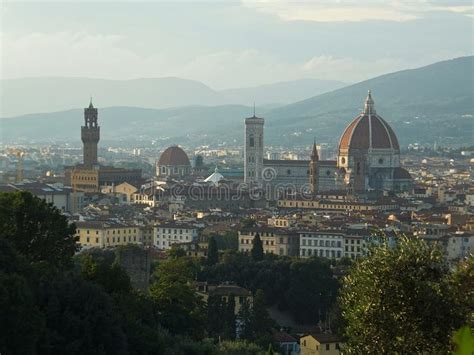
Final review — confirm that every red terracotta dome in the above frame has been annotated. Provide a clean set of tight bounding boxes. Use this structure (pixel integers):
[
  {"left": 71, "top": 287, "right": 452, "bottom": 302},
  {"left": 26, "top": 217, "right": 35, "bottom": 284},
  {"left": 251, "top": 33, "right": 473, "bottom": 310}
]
[
  {"left": 339, "top": 91, "right": 399, "bottom": 151},
  {"left": 158, "top": 146, "right": 190, "bottom": 166}
]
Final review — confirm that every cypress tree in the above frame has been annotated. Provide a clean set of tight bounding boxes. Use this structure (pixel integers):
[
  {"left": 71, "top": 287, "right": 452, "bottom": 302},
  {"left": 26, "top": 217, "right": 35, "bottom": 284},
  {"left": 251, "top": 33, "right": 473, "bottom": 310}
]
[
  {"left": 207, "top": 236, "right": 218, "bottom": 266},
  {"left": 251, "top": 233, "right": 264, "bottom": 261}
]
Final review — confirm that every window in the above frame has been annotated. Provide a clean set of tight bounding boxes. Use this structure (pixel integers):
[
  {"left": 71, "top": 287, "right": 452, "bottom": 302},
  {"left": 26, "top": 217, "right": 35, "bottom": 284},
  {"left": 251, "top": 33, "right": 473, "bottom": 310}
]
[
  {"left": 249, "top": 134, "right": 255, "bottom": 147},
  {"left": 326, "top": 344, "right": 330, "bottom": 350},
  {"left": 379, "top": 158, "right": 384, "bottom": 164},
  {"left": 287, "top": 169, "right": 291, "bottom": 175}
]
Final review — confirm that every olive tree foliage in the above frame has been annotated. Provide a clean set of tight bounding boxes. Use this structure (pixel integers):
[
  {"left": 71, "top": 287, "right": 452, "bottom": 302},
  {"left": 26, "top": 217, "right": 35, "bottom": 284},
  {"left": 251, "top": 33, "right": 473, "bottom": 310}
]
[{"left": 339, "top": 236, "right": 471, "bottom": 354}]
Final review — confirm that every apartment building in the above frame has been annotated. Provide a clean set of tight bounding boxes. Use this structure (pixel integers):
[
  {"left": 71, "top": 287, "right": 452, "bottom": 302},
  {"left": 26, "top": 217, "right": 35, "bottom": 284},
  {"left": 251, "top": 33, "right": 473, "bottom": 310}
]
[
  {"left": 75, "top": 221, "right": 143, "bottom": 248},
  {"left": 238, "top": 228, "right": 300, "bottom": 256},
  {"left": 299, "top": 231, "right": 345, "bottom": 259},
  {"left": 154, "top": 223, "right": 198, "bottom": 250}
]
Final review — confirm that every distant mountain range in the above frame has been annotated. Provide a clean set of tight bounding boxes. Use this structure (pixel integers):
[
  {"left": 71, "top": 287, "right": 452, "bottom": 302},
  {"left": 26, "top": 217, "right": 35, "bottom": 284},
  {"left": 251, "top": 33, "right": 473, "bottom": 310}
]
[
  {"left": 1, "top": 56, "right": 472, "bottom": 146},
  {"left": 0, "top": 77, "right": 346, "bottom": 117},
  {"left": 264, "top": 56, "right": 474, "bottom": 146}
]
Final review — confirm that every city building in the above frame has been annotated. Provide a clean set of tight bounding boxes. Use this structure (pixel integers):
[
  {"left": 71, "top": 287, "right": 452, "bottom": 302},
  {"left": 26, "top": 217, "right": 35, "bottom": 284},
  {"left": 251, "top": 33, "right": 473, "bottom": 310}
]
[
  {"left": 299, "top": 231, "right": 345, "bottom": 259},
  {"left": 153, "top": 223, "right": 198, "bottom": 249},
  {"left": 238, "top": 228, "right": 300, "bottom": 256},
  {"left": 442, "top": 231, "right": 474, "bottom": 262},
  {"left": 244, "top": 91, "right": 412, "bottom": 196},
  {"left": 75, "top": 221, "right": 143, "bottom": 248},
  {"left": 278, "top": 198, "right": 399, "bottom": 212},
  {"left": 343, "top": 234, "right": 367, "bottom": 259},
  {"left": 300, "top": 333, "right": 343, "bottom": 355},
  {"left": 156, "top": 146, "right": 192, "bottom": 179},
  {"left": 65, "top": 101, "right": 142, "bottom": 192},
  {"left": 333, "top": 91, "right": 412, "bottom": 193},
  {"left": 0, "top": 182, "right": 84, "bottom": 213}
]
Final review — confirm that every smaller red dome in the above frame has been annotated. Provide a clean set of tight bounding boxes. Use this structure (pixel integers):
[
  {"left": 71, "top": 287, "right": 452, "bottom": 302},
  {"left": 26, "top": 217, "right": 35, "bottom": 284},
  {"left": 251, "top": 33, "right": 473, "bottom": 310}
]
[{"left": 158, "top": 146, "right": 190, "bottom": 166}]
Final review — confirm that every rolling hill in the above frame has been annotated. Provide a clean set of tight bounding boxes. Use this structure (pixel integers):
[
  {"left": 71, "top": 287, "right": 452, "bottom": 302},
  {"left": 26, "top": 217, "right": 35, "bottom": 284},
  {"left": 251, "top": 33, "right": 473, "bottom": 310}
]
[
  {"left": 264, "top": 56, "right": 474, "bottom": 145},
  {"left": 0, "top": 77, "right": 346, "bottom": 117},
  {"left": 1, "top": 56, "right": 472, "bottom": 146}
]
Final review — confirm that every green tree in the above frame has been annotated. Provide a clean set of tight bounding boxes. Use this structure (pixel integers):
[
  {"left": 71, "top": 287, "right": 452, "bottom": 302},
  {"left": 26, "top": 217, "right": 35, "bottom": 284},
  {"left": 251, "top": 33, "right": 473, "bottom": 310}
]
[
  {"left": 285, "top": 257, "right": 338, "bottom": 324},
  {"left": 449, "top": 256, "right": 474, "bottom": 327},
  {"left": 207, "top": 236, "right": 219, "bottom": 266},
  {"left": 80, "top": 254, "right": 132, "bottom": 294},
  {"left": 168, "top": 246, "right": 186, "bottom": 259},
  {"left": 237, "top": 298, "right": 253, "bottom": 340},
  {"left": 215, "top": 231, "right": 239, "bottom": 251},
  {"left": 339, "top": 236, "right": 469, "bottom": 354},
  {"left": 217, "top": 340, "right": 262, "bottom": 355},
  {"left": 0, "top": 191, "right": 78, "bottom": 268},
  {"left": 251, "top": 234, "right": 264, "bottom": 262},
  {"left": 0, "top": 239, "right": 45, "bottom": 355},
  {"left": 223, "top": 295, "right": 236, "bottom": 340},
  {"left": 150, "top": 258, "right": 205, "bottom": 339},
  {"left": 36, "top": 274, "right": 127, "bottom": 355},
  {"left": 250, "top": 289, "right": 274, "bottom": 348}
]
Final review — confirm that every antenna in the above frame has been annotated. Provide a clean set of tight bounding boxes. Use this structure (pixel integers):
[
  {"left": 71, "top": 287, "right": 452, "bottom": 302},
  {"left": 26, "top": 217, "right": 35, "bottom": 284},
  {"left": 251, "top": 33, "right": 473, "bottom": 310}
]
[{"left": 253, "top": 102, "right": 256, "bottom": 117}]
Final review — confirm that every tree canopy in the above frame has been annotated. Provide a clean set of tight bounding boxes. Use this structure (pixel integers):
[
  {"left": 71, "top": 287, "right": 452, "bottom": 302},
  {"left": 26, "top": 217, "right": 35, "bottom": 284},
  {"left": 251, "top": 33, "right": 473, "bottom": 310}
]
[
  {"left": 0, "top": 191, "right": 78, "bottom": 268},
  {"left": 339, "top": 236, "right": 472, "bottom": 354}
]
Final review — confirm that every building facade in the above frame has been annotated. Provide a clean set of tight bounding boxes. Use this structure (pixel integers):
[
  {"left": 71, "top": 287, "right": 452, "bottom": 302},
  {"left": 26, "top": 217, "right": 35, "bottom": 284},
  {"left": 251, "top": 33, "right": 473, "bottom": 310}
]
[
  {"left": 300, "top": 334, "right": 343, "bottom": 355},
  {"left": 153, "top": 223, "right": 198, "bottom": 249},
  {"left": 299, "top": 231, "right": 345, "bottom": 259},
  {"left": 238, "top": 228, "right": 300, "bottom": 256},
  {"left": 243, "top": 91, "right": 412, "bottom": 196},
  {"left": 75, "top": 221, "right": 143, "bottom": 248}
]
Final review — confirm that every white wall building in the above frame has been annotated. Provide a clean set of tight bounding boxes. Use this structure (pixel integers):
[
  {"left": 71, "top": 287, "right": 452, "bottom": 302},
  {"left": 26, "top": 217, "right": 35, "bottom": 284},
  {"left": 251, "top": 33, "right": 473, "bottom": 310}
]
[
  {"left": 154, "top": 223, "right": 198, "bottom": 250},
  {"left": 443, "top": 232, "right": 474, "bottom": 262},
  {"left": 299, "top": 231, "right": 344, "bottom": 259}
]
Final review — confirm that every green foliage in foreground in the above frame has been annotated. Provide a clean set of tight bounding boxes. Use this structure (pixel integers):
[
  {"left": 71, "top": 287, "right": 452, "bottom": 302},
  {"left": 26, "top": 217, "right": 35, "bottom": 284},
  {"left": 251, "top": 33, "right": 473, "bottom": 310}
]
[
  {"left": 339, "top": 236, "right": 473, "bottom": 354},
  {"left": 0, "top": 192, "right": 266, "bottom": 355}
]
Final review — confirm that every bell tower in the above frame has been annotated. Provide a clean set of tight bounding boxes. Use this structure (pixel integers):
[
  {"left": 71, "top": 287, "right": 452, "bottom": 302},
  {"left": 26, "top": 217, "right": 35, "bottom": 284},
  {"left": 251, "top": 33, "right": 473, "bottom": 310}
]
[
  {"left": 309, "top": 141, "right": 319, "bottom": 194},
  {"left": 244, "top": 110, "right": 264, "bottom": 184},
  {"left": 81, "top": 99, "right": 100, "bottom": 168}
]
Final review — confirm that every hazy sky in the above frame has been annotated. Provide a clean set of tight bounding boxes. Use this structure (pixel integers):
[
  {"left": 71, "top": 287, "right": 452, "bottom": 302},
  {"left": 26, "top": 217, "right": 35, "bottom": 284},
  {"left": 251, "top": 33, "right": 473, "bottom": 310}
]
[{"left": 1, "top": 0, "right": 473, "bottom": 89}]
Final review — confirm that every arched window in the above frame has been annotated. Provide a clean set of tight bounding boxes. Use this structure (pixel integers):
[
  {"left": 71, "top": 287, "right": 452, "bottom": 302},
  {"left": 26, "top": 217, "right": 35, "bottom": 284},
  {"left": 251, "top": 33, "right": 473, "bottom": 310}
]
[{"left": 249, "top": 134, "right": 255, "bottom": 147}]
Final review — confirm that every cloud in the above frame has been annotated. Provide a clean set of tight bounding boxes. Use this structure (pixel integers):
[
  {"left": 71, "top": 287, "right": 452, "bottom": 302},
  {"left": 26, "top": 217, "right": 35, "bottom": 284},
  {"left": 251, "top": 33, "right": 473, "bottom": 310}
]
[
  {"left": 1, "top": 31, "right": 172, "bottom": 79},
  {"left": 241, "top": 0, "right": 473, "bottom": 22}
]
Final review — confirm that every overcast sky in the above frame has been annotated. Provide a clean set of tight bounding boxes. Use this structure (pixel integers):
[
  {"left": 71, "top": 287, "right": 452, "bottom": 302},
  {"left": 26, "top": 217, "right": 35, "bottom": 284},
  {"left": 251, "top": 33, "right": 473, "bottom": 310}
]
[{"left": 1, "top": 0, "right": 473, "bottom": 89}]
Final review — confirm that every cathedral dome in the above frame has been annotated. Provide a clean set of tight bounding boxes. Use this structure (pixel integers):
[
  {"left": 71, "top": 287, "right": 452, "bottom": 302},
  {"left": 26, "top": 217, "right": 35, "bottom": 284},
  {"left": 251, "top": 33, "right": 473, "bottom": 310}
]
[
  {"left": 158, "top": 146, "right": 190, "bottom": 166},
  {"left": 339, "top": 91, "right": 399, "bottom": 151}
]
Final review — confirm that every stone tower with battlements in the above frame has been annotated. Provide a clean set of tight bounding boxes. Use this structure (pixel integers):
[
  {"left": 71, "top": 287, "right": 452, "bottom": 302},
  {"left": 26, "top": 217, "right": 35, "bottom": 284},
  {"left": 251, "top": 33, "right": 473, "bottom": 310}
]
[{"left": 81, "top": 99, "right": 100, "bottom": 167}]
